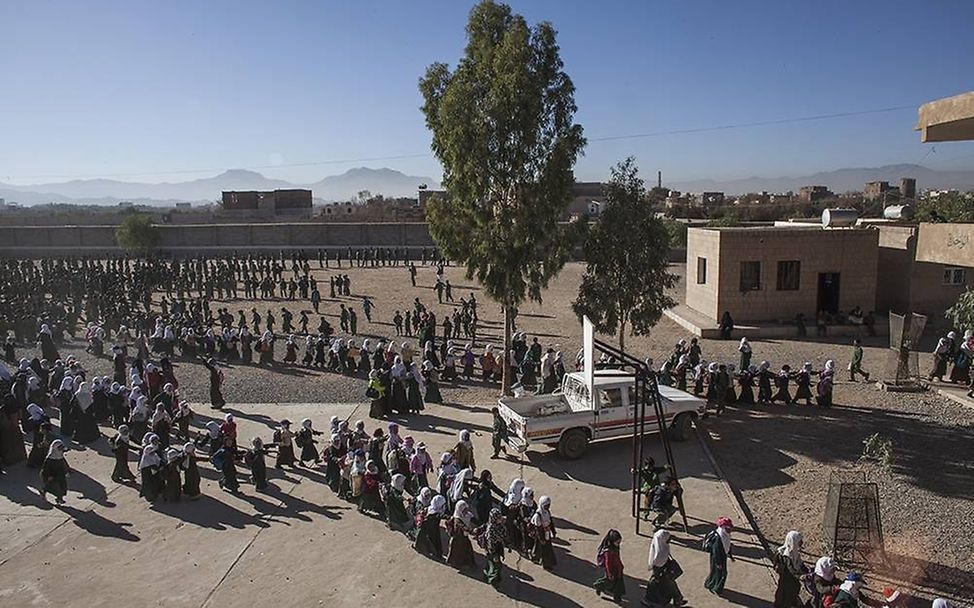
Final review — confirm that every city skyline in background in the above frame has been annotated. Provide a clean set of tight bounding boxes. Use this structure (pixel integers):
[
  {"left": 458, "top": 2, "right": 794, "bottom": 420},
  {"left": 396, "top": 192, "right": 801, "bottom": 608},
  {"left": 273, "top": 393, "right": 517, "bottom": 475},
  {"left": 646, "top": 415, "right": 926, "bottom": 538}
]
[{"left": 3, "top": 0, "right": 974, "bottom": 187}]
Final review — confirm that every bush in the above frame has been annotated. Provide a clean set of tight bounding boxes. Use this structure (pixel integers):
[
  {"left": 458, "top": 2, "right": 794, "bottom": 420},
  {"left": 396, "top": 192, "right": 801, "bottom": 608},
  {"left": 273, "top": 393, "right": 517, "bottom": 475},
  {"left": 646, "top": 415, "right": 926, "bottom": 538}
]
[{"left": 115, "top": 214, "right": 160, "bottom": 253}]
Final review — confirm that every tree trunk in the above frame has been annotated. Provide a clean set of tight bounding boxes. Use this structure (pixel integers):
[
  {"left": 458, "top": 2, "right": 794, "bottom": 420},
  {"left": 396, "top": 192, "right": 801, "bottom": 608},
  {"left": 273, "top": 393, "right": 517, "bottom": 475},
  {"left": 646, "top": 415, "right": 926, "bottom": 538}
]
[
  {"left": 619, "top": 319, "right": 626, "bottom": 352},
  {"left": 502, "top": 304, "right": 514, "bottom": 396}
]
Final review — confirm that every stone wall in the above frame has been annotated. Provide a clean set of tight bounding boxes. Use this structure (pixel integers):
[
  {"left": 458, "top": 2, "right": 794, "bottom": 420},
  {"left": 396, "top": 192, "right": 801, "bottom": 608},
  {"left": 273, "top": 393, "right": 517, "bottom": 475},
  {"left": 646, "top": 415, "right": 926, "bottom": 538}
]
[{"left": 0, "top": 222, "right": 438, "bottom": 257}]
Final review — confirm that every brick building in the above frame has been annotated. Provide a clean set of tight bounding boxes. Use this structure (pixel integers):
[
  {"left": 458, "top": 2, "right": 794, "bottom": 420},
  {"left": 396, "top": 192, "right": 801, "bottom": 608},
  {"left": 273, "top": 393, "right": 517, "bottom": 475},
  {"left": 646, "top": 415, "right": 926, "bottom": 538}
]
[
  {"left": 798, "top": 185, "right": 833, "bottom": 202},
  {"left": 685, "top": 225, "right": 879, "bottom": 323},
  {"left": 221, "top": 189, "right": 312, "bottom": 218}
]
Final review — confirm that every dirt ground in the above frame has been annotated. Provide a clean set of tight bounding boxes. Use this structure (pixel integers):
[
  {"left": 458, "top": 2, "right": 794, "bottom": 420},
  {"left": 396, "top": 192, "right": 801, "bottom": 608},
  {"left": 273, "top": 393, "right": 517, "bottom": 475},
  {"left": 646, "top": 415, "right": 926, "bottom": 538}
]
[{"left": 7, "top": 260, "right": 973, "bottom": 603}]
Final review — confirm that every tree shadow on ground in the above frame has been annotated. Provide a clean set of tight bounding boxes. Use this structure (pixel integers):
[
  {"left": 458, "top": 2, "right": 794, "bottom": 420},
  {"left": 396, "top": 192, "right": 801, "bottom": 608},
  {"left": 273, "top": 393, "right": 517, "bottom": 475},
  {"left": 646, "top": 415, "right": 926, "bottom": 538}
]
[
  {"left": 880, "top": 551, "right": 974, "bottom": 605},
  {"left": 56, "top": 504, "right": 139, "bottom": 541},
  {"left": 704, "top": 401, "right": 974, "bottom": 499}
]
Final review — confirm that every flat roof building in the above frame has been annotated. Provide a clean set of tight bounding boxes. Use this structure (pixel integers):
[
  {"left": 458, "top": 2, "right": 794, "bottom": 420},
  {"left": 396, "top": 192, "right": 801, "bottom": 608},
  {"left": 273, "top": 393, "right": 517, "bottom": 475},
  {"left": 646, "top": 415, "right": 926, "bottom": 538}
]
[
  {"left": 685, "top": 225, "right": 879, "bottom": 323},
  {"left": 221, "top": 189, "right": 312, "bottom": 218}
]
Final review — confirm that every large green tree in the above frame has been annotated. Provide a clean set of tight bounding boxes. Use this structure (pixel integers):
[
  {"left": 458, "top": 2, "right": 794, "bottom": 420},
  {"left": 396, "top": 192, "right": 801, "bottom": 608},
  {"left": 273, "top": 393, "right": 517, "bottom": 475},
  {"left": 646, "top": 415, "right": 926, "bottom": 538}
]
[
  {"left": 115, "top": 213, "right": 160, "bottom": 254},
  {"left": 419, "top": 0, "right": 586, "bottom": 394},
  {"left": 573, "top": 158, "right": 677, "bottom": 350}
]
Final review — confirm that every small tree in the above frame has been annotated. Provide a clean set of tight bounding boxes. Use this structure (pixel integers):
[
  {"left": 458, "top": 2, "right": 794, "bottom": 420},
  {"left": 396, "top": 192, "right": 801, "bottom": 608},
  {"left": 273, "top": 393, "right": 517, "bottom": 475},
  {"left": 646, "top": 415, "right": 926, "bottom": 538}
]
[
  {"left": 115, "top": 213, "right": 160, "bottom": 254},
  {"left": 419, "top": 0, "right": 586, "bottom": 394},
  {"left": 573, "top": 158, "right": 677, "bottom": 350},
  {"left": 946, "top": 288, "right": 974, "bottom": 330}
]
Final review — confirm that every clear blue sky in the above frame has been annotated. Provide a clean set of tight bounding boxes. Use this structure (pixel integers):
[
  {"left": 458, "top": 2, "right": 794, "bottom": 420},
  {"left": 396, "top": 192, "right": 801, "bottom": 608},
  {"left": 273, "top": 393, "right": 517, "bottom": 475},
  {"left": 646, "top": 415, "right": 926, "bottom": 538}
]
[{"left": 2, "top": 0, "right": 973, "bottom": 186}]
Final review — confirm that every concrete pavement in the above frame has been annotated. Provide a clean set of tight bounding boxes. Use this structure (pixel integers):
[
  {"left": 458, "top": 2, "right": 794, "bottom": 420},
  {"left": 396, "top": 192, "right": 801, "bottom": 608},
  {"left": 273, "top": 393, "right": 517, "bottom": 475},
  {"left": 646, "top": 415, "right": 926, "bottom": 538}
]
[{"left": 0, "top": 400, "right": 774, "bottom": 607}]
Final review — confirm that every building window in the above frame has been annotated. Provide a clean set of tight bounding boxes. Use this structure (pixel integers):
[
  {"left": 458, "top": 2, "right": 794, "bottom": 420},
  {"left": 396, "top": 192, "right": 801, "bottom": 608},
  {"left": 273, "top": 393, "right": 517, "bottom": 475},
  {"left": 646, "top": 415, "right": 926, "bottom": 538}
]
[
  {"left": 944, "top": 266, "right": 967, "bottom": 286},
  {"left": 696, "top": 257, "right": 707, "bottom": 284},
  {"left": 776, "top": 260, "right": 801, "bottom": 291},
  {"left": 740, "top": 261, "right": 761, "bottom": 292}
]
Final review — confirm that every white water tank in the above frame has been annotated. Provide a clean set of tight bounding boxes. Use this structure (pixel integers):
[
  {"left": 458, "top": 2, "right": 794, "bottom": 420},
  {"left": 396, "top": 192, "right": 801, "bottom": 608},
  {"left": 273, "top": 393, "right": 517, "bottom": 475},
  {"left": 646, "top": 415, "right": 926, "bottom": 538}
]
[
  {"left": 883, "top": 204, "right": 914, "bottom": 220},
  {"left": 821, "top": 208, "right": 859, "bottom": 228}
]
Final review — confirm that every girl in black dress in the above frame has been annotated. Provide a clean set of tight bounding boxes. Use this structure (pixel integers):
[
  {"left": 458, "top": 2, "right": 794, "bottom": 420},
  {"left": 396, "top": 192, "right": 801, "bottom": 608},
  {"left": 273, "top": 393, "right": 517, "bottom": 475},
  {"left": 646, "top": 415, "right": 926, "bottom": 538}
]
[
  {"left": 181, "top": 443, "right": 202, "bottom": 500},
  {"left": 110, "top": 425, "right": 136, "bottom": 482},
  {"left": 40, "top": 439, "right": 69, "bottom": 503}
]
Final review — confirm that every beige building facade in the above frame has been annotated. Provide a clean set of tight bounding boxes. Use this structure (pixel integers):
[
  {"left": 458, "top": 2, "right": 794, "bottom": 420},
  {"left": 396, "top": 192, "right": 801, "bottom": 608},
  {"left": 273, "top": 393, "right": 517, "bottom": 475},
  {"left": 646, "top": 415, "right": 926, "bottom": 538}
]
[{"left": 685, "top": 226, "right": 879, "bottom": 323}]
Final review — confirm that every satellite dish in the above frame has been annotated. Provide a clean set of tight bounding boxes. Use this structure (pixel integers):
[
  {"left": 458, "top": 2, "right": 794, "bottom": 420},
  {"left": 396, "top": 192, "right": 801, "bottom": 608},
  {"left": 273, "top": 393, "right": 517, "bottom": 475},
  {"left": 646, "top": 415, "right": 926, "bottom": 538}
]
[{"left": 418, "top": 183, "right": 428, "bottom": 190}]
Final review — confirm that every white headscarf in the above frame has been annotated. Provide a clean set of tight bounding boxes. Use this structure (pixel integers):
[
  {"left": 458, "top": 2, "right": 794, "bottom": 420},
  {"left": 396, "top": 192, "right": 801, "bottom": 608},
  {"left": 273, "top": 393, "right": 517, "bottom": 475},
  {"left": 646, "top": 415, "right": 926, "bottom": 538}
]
[
  {"left": 932, "top": 600, "right": 951, "bottom": 608},
  {"left": 391, "top": 473, "right": 406, "bottom": 492},
  {"left": 46, "top": 439, "right": 65, "bottom": 460},
  {"left": 530, "top": 496, "right": 552, "bottom": 527},
  {"left": 716, "top": 523, "right": 732, "bottom": 553},
  {"left": 778, "top": 530, "right": 803, "bottom": 570},
  {"left": 139, "top": 445, "right": 161, "bottom": 470},
  {"left": 521, "top": 486, "right": 535, "bottom": 509},
  {"left": 450, "top": 468, "right": 473, "bottom": 501},
  {"left": 814, "top": 556, "right": 836, "bottom": 581},
  {"left": 453, "top": 499, "right": 474, "bottom": 529},
  {"left": 504, "top": 478, "right": 524, "bottom": 507},
  {"left": 27, "top": 403, "right": 45, "bottom": 421},
  {"left": 649, "top": 529, "right": 671, "bottom": 568},
  {"left": 428, "top": 494, "right": 447, "bottom": 516},
  {"left": 458, "top": 429, "right": 472, "bottom": 448}
]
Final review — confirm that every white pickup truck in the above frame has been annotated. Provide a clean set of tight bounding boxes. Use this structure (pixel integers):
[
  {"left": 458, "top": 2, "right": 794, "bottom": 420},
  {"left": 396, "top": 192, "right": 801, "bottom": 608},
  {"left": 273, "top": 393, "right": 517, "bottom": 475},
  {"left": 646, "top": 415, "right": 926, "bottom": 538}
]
[{"left": 498, "top": 370, "right": 706, "bottom": 459}]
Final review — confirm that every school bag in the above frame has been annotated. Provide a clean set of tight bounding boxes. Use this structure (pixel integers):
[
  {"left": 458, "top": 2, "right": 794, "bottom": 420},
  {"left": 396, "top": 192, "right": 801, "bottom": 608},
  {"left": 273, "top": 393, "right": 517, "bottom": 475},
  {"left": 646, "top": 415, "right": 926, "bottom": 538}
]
[
  {"left": 272, "top": 429, "right": 282, "bottom": 444},
  {"left": 702, "top": 530, "right": 718, "bottom": 551},
  {"left": 295, "top": 431, "right": 307, "bottom": 448},
  {"left": 211, "top": 448, "right": 226, "bottom": 470}
]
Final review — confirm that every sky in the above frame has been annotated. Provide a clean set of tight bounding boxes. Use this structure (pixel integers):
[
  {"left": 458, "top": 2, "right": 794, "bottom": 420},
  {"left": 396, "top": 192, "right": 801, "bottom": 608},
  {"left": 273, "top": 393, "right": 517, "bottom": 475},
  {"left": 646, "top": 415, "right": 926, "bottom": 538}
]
[{"left": 2, "top": 0, "right": 974, "bottom": 186}]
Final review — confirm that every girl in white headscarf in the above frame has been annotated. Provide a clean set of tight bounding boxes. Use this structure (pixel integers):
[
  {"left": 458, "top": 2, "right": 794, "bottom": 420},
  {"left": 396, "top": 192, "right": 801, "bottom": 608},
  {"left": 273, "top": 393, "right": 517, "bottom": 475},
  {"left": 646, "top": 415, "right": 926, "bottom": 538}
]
[
  {"left": 40, "top": 439, "right": 69, "bottom": 503},
  {"left": 414, "top": 494, "right": 447, "bottom": 559},
  {"left": 451, "top": 429, "right": 476, "bottom": 472},
  {"left": 529, "top": 495, "right": 557, "bottom": 569},
  {"left": 705, "top": 517, "right": 734, "bottom": 595},
  {"left": 181, "top": 443, "right": 201, "bottom": 500},
  {"left": 449, "top": 467, "right": 474, "bottom": 503},
  {"left": 74, "top": 382, "right": 101, "bottom": 444},
  {"left": 643, "top": 528, "right": 686, "bottom": 606},
  {"left": 520, "top": 486, "right": 537, "bottom": 555},
  {"left": 138, "top": 442, "right": 163, "bottom": 502},
  {"left": 446, "top": 499, "right": 476, "bottom": 570},
  {"left": 811, "top": 556, "right": 837, "bottom": 608},
  {"left": 773, "top": 530, "right": 805, "bottom": 608},
  {"left": 382, "top": 473, "right": 412, "bottom": 533}
]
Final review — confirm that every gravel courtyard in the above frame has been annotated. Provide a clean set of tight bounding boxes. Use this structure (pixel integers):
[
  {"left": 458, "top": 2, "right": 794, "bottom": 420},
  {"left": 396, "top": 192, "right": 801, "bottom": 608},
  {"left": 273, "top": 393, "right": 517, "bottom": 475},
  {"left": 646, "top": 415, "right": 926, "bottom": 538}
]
[{"left": 9, "top": 260, "right": 972, "bottom": 603}]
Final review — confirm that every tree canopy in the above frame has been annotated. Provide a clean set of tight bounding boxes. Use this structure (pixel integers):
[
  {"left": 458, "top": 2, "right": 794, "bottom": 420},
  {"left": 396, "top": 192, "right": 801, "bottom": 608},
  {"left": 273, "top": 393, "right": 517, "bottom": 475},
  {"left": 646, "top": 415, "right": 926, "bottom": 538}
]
[
  {"left": 115, "top": 213, "right": 160, "bottom": 253},
  {"left": 946, "top": 288, "right": 974, "bottom": 331},
  {"left": 419, "top": 0, "right": 586, "bottom": 393},
  {"left": 573, "top": 158, "right": 677, "bottom": 350}
]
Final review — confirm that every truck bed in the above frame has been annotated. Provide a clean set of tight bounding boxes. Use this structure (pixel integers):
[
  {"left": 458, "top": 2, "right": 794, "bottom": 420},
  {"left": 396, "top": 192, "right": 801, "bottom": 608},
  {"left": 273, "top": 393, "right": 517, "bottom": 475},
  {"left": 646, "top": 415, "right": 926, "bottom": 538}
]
[{"left": 497, "top": 393, "right": 567, "bottom": 418}]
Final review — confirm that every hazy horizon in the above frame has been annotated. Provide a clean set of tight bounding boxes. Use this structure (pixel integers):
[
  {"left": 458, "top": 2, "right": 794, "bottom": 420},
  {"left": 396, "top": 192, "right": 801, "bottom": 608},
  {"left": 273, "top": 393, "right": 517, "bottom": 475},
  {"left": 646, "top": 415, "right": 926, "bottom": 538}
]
[{"left": 3, "top": 0, "right": 974, "bottom": 186}]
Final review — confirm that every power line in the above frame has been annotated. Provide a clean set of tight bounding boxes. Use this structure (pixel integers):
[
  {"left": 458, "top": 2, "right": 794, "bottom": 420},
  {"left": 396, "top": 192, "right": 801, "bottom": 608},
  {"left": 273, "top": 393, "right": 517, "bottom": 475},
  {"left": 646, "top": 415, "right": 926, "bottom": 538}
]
[
  {"left": 3, "top": 103, "right": 923, "bottom": 182},
  {"left": 587, "top": 104, "right": 919, "bottom": 142}
]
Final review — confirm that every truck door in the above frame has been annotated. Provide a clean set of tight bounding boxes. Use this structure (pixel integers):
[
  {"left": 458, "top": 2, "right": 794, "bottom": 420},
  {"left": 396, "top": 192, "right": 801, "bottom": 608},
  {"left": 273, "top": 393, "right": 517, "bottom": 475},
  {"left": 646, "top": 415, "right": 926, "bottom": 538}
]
[{"left": 593, "top": 387, "right": 628, "bottom": 439}]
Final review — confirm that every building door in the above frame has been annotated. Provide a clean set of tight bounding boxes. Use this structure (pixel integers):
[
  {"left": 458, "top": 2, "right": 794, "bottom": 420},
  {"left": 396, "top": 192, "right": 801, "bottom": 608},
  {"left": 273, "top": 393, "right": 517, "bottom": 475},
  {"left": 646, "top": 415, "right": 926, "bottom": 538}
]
[{"left": 817, "top": 272, "right": 841, "bottom": 314}]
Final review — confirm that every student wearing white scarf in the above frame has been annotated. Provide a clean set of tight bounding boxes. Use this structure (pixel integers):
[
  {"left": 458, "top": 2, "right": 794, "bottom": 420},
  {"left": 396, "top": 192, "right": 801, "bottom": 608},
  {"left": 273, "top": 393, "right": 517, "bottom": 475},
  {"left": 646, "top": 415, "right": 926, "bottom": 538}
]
[
  {"left": 74, "top": 382, "right": 101, "bottom": 444},
  {"left": 452, "top": 428, "right": 476, "bottom": 472},
  {"left": 529, "top": 495, "right": 557, "bottom": 570},
  {"left": 414, "top": 493, "right": 448, "bottom": 559},
  {"left": 773, "top": 530, "right": 805, "bottom": 608},
  {"left": 138, "top": 443, "right": 163, "bottom": 502},
  {"left": 40, "top": 439, "right": 69, "bottom": 503},
  {"left": 449, "top": 467, "right": 473, "bottom": 503},
  {"left": 705, "top": 517, "right": 734, "bottom": 595},
  {"left": 643, "top": 529, "right": 686, "bottom": 606},
  {"left": 446, "top": 499, "right": 476, "bottom": 570}
]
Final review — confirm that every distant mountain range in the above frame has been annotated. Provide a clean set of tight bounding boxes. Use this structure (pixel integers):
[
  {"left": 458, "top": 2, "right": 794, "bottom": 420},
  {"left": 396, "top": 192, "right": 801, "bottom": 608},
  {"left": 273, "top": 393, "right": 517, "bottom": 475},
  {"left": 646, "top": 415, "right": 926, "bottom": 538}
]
[
  {"left": 3, "top": 163, "right": 974, "bottom": 206},
  {"left": 0, "top": 167, "right": 439, "bottom": 206},
  {"left": 667, "top": 164, "right": 974, "bottom": 195}
]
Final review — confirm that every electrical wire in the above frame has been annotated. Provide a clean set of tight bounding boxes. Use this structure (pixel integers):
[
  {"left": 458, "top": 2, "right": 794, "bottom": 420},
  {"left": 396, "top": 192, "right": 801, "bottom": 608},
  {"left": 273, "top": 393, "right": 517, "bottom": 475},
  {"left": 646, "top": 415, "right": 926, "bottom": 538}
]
[{"left": 3, "top": 103, "right": 923, "bottom": 182}]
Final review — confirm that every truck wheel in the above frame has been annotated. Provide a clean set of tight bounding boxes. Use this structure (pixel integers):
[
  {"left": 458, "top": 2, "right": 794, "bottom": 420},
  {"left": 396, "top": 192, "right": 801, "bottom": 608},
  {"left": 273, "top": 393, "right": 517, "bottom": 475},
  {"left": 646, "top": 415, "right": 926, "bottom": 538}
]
[
  {"left": 669, "top": 414, "right": 693, "bottom": 442},
  {"left": 558, "top": 429, "right": 589, "bottom": 459}
]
